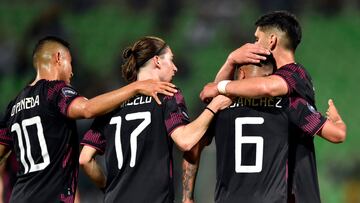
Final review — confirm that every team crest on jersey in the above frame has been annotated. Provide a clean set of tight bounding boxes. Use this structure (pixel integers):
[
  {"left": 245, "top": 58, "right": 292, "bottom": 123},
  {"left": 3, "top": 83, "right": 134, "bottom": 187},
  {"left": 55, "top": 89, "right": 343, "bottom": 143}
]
[
  {"left": 306, "top": 103, "right": 317, "bottom": 114},
  {"left": 61, "top": 87, "right": 77, "bottom": 97}
]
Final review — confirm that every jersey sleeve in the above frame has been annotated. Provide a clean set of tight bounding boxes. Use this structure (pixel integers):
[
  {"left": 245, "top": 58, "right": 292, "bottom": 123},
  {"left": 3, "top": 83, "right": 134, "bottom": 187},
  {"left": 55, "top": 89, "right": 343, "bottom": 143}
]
[
  {"left": 46, "top": 81, "right": 81, "bottom": 117},
  {"left": 274, "top": 64, "right": 315, "bottom": 105},
  {"left": 0, "top": 102, "right": 14, "bottom": 147},
  {"left": 288, "top": 97, "right": 327, "bottom": 136},
  {"left": 163, "top": 90, "right": 190, "bottom": 135},
  {"left": 80, "top": 116, "right": 108, "bottom": 155}
]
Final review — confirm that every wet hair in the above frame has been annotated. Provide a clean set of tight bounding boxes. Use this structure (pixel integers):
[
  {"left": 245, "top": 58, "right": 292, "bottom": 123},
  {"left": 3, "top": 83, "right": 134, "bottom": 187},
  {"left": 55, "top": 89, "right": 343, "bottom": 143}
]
[
  {"left": 121, "top": 36, "right": 168, "bottom": 82},
  {"left": 255, "top": 10, "right": 301, "bottom": 50},
  {"left": 33, "top": 36, "right": 70, "bottom": 58}
]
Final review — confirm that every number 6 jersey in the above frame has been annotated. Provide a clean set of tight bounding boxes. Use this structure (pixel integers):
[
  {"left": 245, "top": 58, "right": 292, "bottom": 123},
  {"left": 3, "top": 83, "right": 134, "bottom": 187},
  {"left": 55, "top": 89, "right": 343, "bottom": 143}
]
[
  {"left": 81, "top": 90, "right": 190, "bottom": 203},
  {"left": 0, "top": 80, "right": 80, "bottom": 203},
  {"left": 205, "top": 64, "right": 327, "bottom": 203}
]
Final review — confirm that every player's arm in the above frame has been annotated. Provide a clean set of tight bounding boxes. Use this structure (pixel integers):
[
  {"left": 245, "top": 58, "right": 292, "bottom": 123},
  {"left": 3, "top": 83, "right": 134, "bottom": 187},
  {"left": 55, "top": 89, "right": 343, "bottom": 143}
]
[
  {"left": 316, "top": 99, "right": 346, "bottom": 143},
  {"left": 214, "top": 43, "right": 270, "bottom": 82},
  {"left": 79, "top": 146, "right": 106, "bottom": 189},
  {"left": 200, "top": 75, "right": 288, "bottom": 101},
  {"left": 171, "top": 95, "right": 231, "bottom": 151},
  {"left": 182, "top": 138, "right": 209, "bottom": 203},
  {"left": 68, "top": 79, "right": 177, "bottom": 119},
  {"left": 0, "top": 145, "right": 11, "bottom": 166}
]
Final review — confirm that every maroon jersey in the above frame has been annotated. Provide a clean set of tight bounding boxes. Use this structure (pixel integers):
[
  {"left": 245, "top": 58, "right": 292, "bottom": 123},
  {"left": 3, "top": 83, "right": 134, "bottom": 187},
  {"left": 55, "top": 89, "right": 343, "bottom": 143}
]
[
  {"left": 206, "top": 94, "right": 326, "bottom": 203},
  {"left": 81, "top": 90, "right": 190, "bottom": 203},
  {"left": 0, "top": 80, "right": 80, "bottom": 203},
  {"left": 275, "top": 63, "right": 323, "bottom": 203}
]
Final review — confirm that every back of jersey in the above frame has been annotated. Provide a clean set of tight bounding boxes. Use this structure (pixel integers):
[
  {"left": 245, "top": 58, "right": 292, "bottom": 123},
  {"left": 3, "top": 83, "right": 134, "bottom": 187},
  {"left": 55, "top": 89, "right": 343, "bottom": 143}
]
[
  {"left": 209, "top": 97, "right": 290, "bottom": 203},
  {"left": 82, "top": 91, "right": 189, "bottom": 203},
  {"left": 1, "top": 80, "right": 79, "bottom": 203}
]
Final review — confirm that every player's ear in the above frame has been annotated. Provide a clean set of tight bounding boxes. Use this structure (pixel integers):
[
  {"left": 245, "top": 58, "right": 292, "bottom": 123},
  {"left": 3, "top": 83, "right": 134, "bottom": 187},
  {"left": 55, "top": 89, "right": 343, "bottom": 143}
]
[
  {"left": 269, "top": 34, "right": 277, "bottom": 51},
  {"left": 55, "top": 52, "right": 61, "bottom": 65},
  {"left": 239, "top": 69, "right": 245, "bottom": 80},
  {"left": 153, "top": 56, "right": 161, "bottom": 69}
]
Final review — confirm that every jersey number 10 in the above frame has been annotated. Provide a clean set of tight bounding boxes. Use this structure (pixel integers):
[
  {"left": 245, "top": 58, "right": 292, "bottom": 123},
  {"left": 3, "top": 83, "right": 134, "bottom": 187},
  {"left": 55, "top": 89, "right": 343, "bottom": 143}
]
[
  {"left": 110, "top": 112, "right": 151, "bottom": 170},
  {"left": 11, "top": 116, "right": 50, "bottom": 174}
]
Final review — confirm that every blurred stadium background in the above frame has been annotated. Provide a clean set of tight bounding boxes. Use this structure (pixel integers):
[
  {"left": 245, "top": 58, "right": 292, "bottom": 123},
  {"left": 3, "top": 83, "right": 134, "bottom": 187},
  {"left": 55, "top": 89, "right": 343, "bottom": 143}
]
[{"left": 0, "top": 0, "right": 359, "bottom": 202}]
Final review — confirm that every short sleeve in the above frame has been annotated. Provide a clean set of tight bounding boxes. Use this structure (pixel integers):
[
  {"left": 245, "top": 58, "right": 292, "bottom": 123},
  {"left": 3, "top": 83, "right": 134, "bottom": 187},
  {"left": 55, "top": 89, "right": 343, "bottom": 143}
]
[
  {"left": 0, "top": 102, "right": 14, "bottom": 147},
  {"left": 163, "top": 90, "right": 190, "bottom": 135},
  {"left": 274, "top": 63, "right": 315, "bottom": 105},
  {"left": 288, "top": 97, "right": 327, "bottom": 136},
  {"left": 46, "top": 81, "right": 81, "bottom": 117},
  {"left": 80, "top": 117, "right": 108, "bottom": 155}
]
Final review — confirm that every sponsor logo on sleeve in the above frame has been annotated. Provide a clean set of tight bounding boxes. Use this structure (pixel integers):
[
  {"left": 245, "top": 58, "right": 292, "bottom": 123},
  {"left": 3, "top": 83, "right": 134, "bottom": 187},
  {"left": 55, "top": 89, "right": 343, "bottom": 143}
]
[
  {"left": 61, "top": 87, "right": 78, "bottom": 97},
  {"left": 306, "top": 103, "right": 317, "bottom": 114}
]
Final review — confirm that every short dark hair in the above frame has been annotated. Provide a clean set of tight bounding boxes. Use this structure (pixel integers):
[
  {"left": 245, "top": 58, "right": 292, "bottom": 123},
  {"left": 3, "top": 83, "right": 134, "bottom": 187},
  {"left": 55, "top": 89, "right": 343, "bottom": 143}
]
[
  {"left": 255, "top": 10, "right": 301, "bottom": 50},
  {"left": 33, "top": 36, "right": 70, "bottom": 58},
  {"left": 260, "top": 53, "right": 276, "bottom": 70}
]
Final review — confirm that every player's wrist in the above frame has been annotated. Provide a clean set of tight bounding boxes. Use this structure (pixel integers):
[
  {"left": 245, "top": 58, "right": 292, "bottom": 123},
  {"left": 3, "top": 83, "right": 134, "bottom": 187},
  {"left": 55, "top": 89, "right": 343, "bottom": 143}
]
[
  {"left": 205, "top": 106, "right": 216, "bottom": 115},
  {"left": 217, "top": 80, "right": 231, "bottom": 95}
]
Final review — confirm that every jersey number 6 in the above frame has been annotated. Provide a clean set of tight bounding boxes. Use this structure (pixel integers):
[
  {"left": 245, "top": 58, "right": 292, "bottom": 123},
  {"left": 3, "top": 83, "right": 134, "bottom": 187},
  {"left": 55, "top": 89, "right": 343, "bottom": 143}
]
[{"left": 235, "top": 117, "right": 264, "bottom": 173}]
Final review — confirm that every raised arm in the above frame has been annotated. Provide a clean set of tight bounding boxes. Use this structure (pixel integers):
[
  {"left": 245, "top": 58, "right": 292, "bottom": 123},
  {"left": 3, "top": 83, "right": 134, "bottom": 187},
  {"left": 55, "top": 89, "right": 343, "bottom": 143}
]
[
  {"left": 214, "top": 43, "right": 270, "bottom": 82},
  {"left": 171, "top": 95, "right": 231, "bottom": 151},
  {"left": 79, "top": 146, "right": 106, "bottom": 189},
  {"left": 317, "top": 99, "right": 346, "bottom": 143},
  {"left": 68, "top": 79, "right": 177, "bottom": 119}
]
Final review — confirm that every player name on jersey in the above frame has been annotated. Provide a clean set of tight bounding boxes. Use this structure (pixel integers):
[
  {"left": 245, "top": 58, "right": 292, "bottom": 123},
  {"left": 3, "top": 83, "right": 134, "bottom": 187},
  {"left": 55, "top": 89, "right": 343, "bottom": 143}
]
[
  {"left": 121, "top": 95, "right": 152, "bottom": 107},
  {"left": 229, "top": 97, "right": 283, "bottom": 109},
  {"left": 11, "top": 95, "right": 40, "bottom": 116}
]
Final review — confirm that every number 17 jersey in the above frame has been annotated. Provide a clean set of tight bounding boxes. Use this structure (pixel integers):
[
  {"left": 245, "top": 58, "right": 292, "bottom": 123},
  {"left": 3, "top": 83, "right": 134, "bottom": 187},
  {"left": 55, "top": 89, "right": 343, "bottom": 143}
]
[{"left": 81, "top": 90, "right": 190, "bottom": 203}]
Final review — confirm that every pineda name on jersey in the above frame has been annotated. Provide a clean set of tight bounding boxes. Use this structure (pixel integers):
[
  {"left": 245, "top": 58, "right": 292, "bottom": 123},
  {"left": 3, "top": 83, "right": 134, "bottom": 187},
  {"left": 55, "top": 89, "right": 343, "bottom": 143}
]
[{"left": 11, "top": 95, "right": 40, "bottom": 116}]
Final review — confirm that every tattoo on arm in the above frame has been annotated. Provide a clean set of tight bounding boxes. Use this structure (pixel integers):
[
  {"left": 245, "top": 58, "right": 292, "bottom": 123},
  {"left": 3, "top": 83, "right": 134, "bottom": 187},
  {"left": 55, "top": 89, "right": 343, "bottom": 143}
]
[{"left": 182, "top": 161, "right": 199, "bottom": 202}]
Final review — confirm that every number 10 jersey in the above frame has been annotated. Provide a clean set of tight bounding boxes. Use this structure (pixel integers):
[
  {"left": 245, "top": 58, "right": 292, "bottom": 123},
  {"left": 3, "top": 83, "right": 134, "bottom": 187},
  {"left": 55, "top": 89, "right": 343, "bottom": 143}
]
[{"left": 0, "top": 80, "right": 80, "bottom": 203}]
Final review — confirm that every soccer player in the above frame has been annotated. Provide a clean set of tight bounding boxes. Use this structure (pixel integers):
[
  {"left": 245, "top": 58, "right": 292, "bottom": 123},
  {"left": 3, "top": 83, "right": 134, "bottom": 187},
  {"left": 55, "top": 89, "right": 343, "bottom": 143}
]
[
  {"left": 182, "top": 55, "right": 346, "bottom": 203},
  {"left": 0, "top": 36, "right": 178, "bottom": 202},
  {"left": 199, "top": 10, "right": 346, "bottom": 202},
  {"left": 79, "top": 36, "right": 231, "bottom": 203}
]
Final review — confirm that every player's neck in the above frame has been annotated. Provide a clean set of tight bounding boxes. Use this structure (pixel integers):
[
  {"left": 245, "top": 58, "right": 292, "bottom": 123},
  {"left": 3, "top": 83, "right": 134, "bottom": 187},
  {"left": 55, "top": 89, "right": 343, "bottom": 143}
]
[
  {"left": 30, "top": 67, "right": 59, "bottom": 86},
  {"left": 273, "top": 49, "right": 295, "bottom": 68},
  {"left": 137, "top": 67, "right": 160, "bottom": 81}
]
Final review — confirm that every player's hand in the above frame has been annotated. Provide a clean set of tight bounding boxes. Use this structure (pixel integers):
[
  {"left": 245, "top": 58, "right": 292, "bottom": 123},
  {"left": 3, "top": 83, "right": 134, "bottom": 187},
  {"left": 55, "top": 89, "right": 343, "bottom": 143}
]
[
  {"left": 326, "top": 99, "right": 343, "bottom": 124},
  {"left": 208, "top": 95, "right": 232, "bottom": 112},
  {"left": 200, "top": 83, "right": 219, "bottom": 102},
  {"left": 136, "top": 79, "right": 177, "bottom": 105},
  {"left": 227, "top": 43, "right": 270, "bottom": 65}
]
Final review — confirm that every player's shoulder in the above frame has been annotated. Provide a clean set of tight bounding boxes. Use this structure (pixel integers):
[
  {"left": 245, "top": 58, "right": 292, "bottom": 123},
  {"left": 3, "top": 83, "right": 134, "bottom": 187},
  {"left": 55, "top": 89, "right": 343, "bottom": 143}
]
[
  {"left": 278, "top": 63, "right": 310, "bottom": 76},
  {"left": 161, "top": 87, "right": 186, "bottom": 104},
  {"left": 42, "top": 79, "right": 67, "bottom": 89}
]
